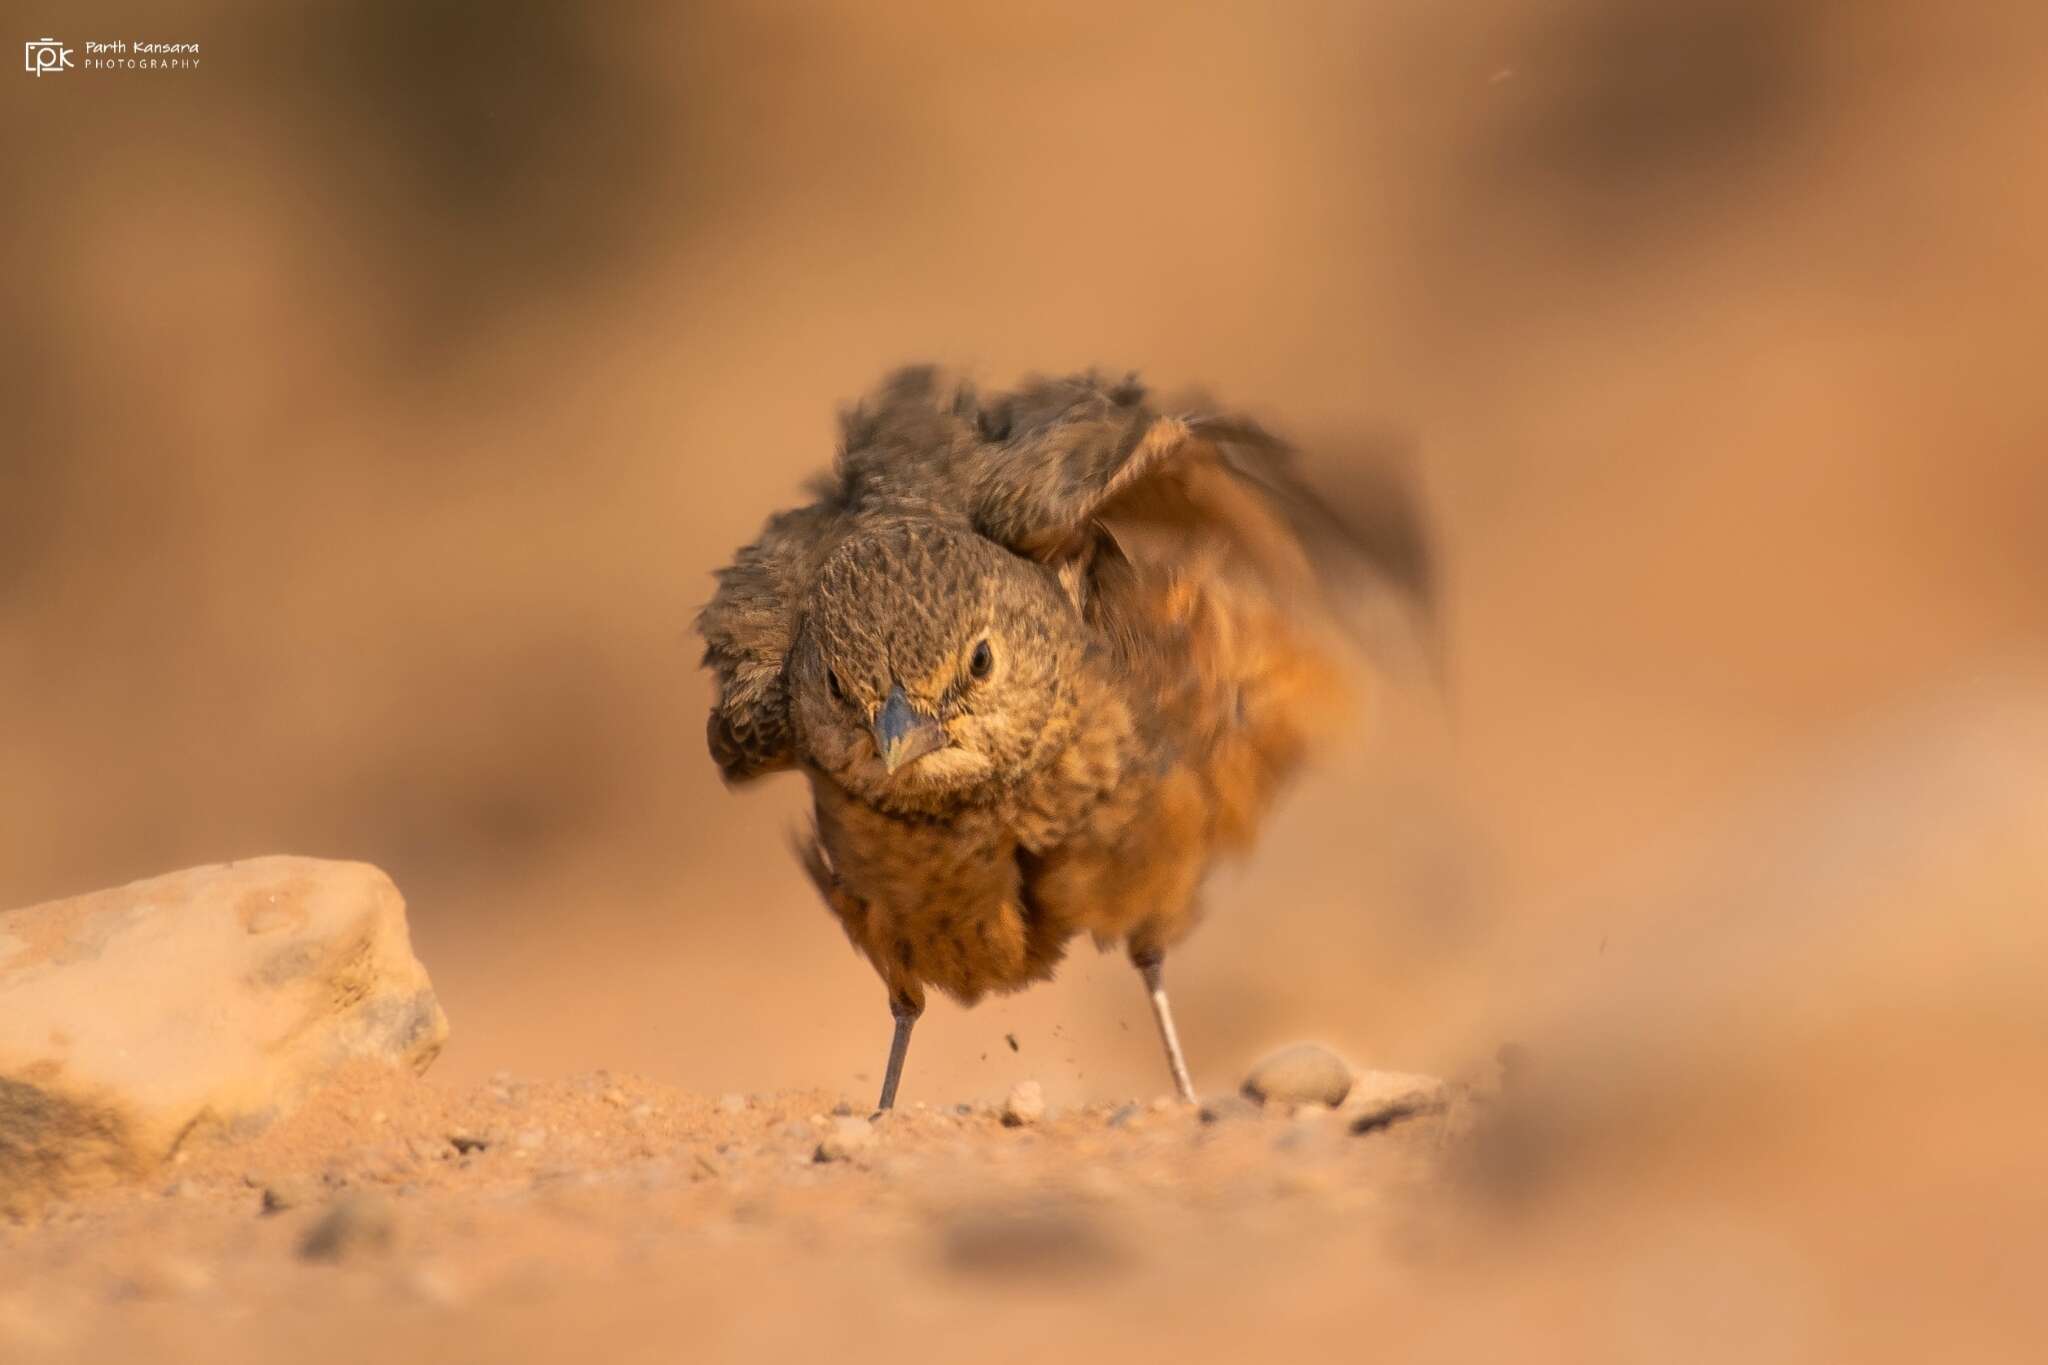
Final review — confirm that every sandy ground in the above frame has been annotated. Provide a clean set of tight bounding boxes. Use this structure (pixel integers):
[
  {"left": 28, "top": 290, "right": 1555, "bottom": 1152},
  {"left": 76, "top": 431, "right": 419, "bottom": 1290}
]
[{"left": 2, "top": 1063, "right": 1495, "bottom": 1363}]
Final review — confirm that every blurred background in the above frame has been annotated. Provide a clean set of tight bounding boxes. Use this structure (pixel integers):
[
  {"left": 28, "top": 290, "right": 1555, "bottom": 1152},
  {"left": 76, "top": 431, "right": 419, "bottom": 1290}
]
[{"left": 4, "top": 0, "right": 2046, "bottom": 1352}]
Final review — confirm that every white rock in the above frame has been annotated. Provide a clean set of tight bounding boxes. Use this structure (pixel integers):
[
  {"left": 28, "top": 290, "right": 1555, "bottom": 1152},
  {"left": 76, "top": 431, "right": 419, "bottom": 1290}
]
[
  {"left": 0, "top": 857, "right": 448, "bottom": 1213},
  {"left": 1002, "top": 1080, "right": 1046, "bottom": 1126},
  {"left": 1241, "top": 1043, "right": 1354, "bottom": 1108},
  {"left": 813, "top": 1116, "right": 877, "bottom": 1162}
]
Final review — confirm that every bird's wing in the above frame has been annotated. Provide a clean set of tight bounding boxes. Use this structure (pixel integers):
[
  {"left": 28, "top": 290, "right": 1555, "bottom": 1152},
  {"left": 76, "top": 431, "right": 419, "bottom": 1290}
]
[
  {"left": 695, "top": 500, "right": 840, "bottom": 783},
  {"left": 965, "top": 372, "right": 1434, "bottom": 666},
  {"left": 965, "top": 373, "right": 1438, "bottom": 852}
]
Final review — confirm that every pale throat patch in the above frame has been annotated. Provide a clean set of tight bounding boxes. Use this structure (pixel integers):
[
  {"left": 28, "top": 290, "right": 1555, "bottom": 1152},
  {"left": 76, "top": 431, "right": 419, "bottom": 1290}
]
[{"left": 888, "top": 743, "right": 989, "bottom": 788}]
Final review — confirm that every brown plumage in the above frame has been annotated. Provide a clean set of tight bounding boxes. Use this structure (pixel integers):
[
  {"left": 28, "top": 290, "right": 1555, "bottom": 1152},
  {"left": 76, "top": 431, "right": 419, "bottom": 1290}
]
[{"left": 696, "top": 366, "right": 1430, "bottom": 1107}]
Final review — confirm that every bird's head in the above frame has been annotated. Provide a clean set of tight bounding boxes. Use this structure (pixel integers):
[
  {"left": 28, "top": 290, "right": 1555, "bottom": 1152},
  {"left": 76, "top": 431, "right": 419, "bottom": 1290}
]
[{"left": 791, "top": 521, "right": 1080, "bottom": 807}]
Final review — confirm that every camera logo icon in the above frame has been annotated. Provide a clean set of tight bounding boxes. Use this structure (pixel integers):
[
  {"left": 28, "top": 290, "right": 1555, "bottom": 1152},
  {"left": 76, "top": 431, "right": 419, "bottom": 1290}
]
[{"left": 24, "top": 37, "right": 73, "bottom": 76}]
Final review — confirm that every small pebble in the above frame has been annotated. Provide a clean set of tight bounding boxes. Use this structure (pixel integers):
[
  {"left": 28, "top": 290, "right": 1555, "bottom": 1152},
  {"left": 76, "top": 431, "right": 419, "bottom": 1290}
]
[
  {"left": 1002, "top": 1080, "right": 1046, "bottom": 1127},
  {"left": 298, "top": 1194, "right": 396, "bottom": 1263},
  {"left": 258, "top": 1176, "right": 317, "bottom": 1215},
  {"left": 1107, "top": 1103, "right": 1142, "bottom": 1128},
  {"left": 406, "top": 1136, "right": 449, "bottom": 1165},
  {"left": 1342, "top": 1070, "right": 1450, "bottom": 1128},
  {"left": 1241, "top": 1043, "right": 1354, "bottom": 1108},
  {"left": 1198, "top": 1094, "right": 1261, "bottom": 1124},
  {"left": 1350, "top": 1093, "right": 1447, "bottom": 1136},
  {"left": 813, "top": 1116, "right": 877, "bottom": 1163}
]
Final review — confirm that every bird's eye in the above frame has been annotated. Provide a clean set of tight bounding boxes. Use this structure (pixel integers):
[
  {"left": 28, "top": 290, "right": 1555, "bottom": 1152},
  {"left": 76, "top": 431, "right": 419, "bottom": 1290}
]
[
  {"left": 969, "top": 640, "right": 994, "bottom": 680},
  {"left": 826, "top": 669, "right": 845, "bottom": 703}
]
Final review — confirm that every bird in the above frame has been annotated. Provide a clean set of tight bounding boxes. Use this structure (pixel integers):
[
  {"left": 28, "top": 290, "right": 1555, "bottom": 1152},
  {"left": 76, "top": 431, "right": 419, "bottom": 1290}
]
[{"left": 695, "top": 366, "right": 1431, "bottom": 1110}]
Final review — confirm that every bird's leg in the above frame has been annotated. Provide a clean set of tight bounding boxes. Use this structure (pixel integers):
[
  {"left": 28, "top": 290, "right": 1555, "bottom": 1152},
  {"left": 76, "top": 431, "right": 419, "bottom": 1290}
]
[
  {"left": 1131, "top": 949, "right": 1197, "bottom": 1103},
  {"left": 875, "top": 987, "right": 924, "bottom": 1113}
]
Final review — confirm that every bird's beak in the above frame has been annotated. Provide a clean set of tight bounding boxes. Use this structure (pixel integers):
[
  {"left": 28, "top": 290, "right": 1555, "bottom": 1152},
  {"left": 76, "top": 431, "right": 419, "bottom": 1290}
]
[{"left": 872, "top": 685, "right": 946, "bottom": 774}]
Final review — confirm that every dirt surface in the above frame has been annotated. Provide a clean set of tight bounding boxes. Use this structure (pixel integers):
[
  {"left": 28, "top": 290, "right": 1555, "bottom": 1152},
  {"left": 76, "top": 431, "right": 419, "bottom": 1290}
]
[{"left": 1, "top": 1063, "right": 1492, "bottom": 1362}]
